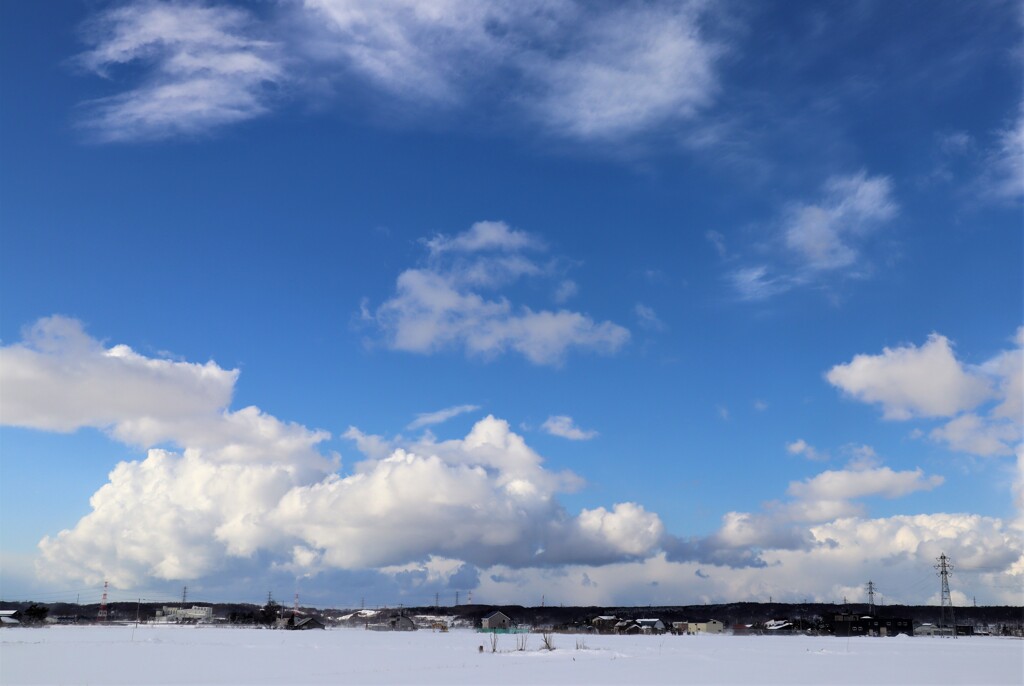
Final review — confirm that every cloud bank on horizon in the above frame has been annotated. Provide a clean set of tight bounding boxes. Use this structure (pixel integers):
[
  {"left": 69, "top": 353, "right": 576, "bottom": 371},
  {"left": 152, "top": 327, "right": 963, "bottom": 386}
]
[{"left": 2, "top": 316, "right": 1020, "bottom": 605}]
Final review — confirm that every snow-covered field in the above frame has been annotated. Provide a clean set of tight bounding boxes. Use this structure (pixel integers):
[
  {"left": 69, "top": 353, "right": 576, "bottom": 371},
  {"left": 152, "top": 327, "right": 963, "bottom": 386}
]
[{"left": 1, "top": 625, "right": 1020, "bottom": 685}]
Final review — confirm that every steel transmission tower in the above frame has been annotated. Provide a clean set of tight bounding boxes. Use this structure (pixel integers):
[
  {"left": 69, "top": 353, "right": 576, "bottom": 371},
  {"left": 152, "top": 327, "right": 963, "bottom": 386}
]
[
  {"left": 866, "top": 580, "right": 876, "bottom": 614},
  {"left": 935, "top": 553, "right": 956, "bottom": 637},
  {"left": 97, "top": 580, "right": 109, "bottom": 622}
]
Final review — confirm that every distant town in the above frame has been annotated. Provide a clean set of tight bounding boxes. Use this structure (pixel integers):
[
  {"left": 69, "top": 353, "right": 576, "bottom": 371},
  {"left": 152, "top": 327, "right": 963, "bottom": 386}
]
[{"left": 3, "top": 598, "right": 1021, "bottom": 639}]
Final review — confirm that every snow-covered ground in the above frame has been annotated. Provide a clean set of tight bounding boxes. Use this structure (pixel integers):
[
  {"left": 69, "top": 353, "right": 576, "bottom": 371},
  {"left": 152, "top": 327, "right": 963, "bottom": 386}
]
[{"left": 1, "top": 625, "right": 1020, "bottom": 685}]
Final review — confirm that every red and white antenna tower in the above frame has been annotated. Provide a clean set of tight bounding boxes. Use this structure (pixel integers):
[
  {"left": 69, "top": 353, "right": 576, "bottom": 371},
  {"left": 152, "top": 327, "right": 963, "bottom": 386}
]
[{"left": 97, "top": 580, "right": 109, "bottom": 622}]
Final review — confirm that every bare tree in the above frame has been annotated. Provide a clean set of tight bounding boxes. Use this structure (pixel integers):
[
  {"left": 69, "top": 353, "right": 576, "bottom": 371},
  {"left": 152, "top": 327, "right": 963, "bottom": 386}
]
[
  {"left": 490, "top": 631, "right": 499, "bottom": 653},
  {"left": 516, "top": 634, "right": 529, "bottom": 651},
  {"left": 541, "top": 632, "right": 555, "bottom": 651}
]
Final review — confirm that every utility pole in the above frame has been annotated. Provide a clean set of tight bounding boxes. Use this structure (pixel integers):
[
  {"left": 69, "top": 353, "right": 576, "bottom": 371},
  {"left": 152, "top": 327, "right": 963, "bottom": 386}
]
[
  {"left": 935, "top": 553, "right": 956, "bottom": 638},
  {"left": 866, "top": 581, "right": 876, "bottom": 614}
]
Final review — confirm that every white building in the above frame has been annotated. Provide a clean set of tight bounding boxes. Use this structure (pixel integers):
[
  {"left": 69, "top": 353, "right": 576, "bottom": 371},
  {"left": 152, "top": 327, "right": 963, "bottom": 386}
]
[
  {"left": 688, "top": 619, "right": 724, "bottom": 634},
  {"left": 156, "top": 606, "right": 213, "bottom": 623}
]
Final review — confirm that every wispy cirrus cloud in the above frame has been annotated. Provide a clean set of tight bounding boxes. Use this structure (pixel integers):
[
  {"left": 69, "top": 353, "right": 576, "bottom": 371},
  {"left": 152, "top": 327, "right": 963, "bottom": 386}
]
[
  {"left": 725, "top": 171, "right": 898, "bottom": 301},
  {"left": 407, "top": 404, "right": 480, "bottom": 430},
  {"left": 75, "top": 0, "right": 285, "bottom": 141},
  {"left": 71, "top": 0, "right": 726, "bottom": 143},
  {"left": 982, "top": 103, "right": 1024, "bottom": 202}
]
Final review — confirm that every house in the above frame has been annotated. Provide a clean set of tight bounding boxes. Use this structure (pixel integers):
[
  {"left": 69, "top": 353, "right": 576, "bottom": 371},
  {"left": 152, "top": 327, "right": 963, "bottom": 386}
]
[
  {"left": 671, "top": 621, "right": 689, "bottom": 635},
  {"left": 367, "top": 614, "right": 417, "bottom": 631},
  {"left": 688, "top": 619, "right": 724, "bottom": 634},
  {"left": 615, "top": 621, "right": 641, "bottom": 635},
  {"left": 592, "top": 615, "right": 619, "bottom": 633},
  {"left": 636, "top": 619, "right": 666, "bottom": 634},
  {"left": 828, "top": 613, "right": 913, "bottom": 637},
  {"left": 290, "top": 616, "right": 326, "bottom": 630},
  {"left": 481, "top": 611, "right": 511, "bottom": 631},
  {"left": 914, "top": 623, "right": 952, "bottom": 637}
]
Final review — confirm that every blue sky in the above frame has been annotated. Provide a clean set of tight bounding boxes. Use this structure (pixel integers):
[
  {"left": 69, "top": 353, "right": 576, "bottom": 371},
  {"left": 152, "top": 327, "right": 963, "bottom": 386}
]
[{"left": 1, "top": 0, "right": 1021, "bottom": 609}]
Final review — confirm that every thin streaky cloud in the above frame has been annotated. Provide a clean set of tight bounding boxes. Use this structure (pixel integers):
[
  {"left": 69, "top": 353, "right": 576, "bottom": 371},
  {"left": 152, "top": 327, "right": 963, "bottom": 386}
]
[
  {"left": 75, "top": 0, "right": 284, "bottom": 142},
  {"left": 407, "top": 404, "right": 480, "bottom": 430}
]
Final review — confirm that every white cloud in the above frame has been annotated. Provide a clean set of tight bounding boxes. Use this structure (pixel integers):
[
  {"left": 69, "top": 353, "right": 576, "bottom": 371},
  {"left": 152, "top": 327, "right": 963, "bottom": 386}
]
[
  {"left": 39, "top": 410, "right": 665, "bottom": 585},
  {"left": 787, "top": 466, "right": 943, "bottom": 501},
  {"left": 727, "top": 172, "right": 897, "bottom": 301},
  {"left": 633, "top": 303, "right": 666, "bottom": 331},
  {"left": 729, "top": 265, "right": 790, "bottom": 301},
  {"left": 424, "top": 220, "right": 541, "bottom": 256},
  {"left": 478, "top": 511, "right": 1022, "bottom": 606},
  {"left": 369, "top": 222, "right": 629, "bottom": 365},
  {"left": 407, "top": 404, "right": 480, "bottom": 430},
  {"left": 827, "top": 329, "right": 1022, "bottom": 457},
  {"left": 706, "top": 230, "right": 727, "bottom": 257},
  {"left": 983, "top": 103, "right": 1024, "bottom": 201},
  {"left": 553, "top": 279, "right": 578, "bottom": 304},
  {"left": 0, "top": 316, "right": 236, "bottom": 435},
  {"left": 785, "top": 439, "right": 827, "bottom": 462},
  {"left": 10, "top": 322, "right": 655, "bottom": 585},
  {"left": 542, "top": 415, "right": 598, "bottom": 441},
  {"left": 527, "top": 3, "right": 720, "bottom": 139},
  {"left": 301, "top": 0, "right": 526, "bottom": 105},
  {"left": 929, "top": 414, "right": 1019, "bottom": 457},
  {"left": 75, "top": 1, "right": 284, "bottom": 141},
  {"left": 73, "top": 1, "right": 724, "bottom": 143},
  {"left": 826, "top": 333, "right": 992, "bottom": 420},
  {"left": 783, "top": 172, "right": 897, "bottom": 271}
]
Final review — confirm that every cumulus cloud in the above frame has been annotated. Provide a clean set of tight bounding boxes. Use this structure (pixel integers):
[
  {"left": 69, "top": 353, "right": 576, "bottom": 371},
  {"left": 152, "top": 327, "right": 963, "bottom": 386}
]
[
  {"left": 8, "top": 319, "right": 659, "bottom": 585},
  {"left": 666, "top": 451, "right": 945, "bottom": 570},
  {"left": 74, "top": 0, "right": 284, "bottom": 141},
  {"left": 0, "top": 316, "right": 235, "bottom": 435},
  {"left": 407, "top": 404, "right": 480, "bottom": 430},
  {"left": 542, "top": 415, "right": 598, "bottom": 441},
  {"left": 828, "top": 329, "right": 1022, "bottom": 457},
  {"left": 15, "top": 317, "right": 1022, "bottom": 604},
  {"left": 787, "top": 466, "right": 943, "bottom": 501},
  {"left": 826, "top": 333, "right": 992, "bottom": 420},
  {"left": 479, "top": 510, "right": 1023, "bottom": 606},
  {"left": 368, "top": 221, "right": 629, "bottom": 365},
  {"left": 39, "top": 413, "right": 663, "bottom": 584}
]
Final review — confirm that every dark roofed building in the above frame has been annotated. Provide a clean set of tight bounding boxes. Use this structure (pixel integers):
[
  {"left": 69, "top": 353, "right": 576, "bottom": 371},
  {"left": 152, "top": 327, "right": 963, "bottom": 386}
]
[{"left": 827, "top": 613, "right": 913, "bottom": 637}]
